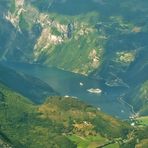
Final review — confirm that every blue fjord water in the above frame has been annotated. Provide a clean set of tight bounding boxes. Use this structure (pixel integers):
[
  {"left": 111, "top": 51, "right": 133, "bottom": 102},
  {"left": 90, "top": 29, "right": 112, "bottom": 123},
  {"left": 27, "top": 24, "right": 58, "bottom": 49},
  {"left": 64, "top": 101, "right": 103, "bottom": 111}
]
[{"left": 3, "top": 62, "right": 133, "bottom": 119}]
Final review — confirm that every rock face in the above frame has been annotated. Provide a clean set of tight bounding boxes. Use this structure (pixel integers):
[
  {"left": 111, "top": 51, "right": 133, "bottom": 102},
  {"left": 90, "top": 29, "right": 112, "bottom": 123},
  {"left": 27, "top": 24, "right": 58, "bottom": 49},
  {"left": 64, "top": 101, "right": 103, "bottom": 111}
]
[
  {"left": 0, "top": 0, "right": 148, "bottom": 113},
  {"left": 0, "top": 0, "right": 104, "bottom": 75}
]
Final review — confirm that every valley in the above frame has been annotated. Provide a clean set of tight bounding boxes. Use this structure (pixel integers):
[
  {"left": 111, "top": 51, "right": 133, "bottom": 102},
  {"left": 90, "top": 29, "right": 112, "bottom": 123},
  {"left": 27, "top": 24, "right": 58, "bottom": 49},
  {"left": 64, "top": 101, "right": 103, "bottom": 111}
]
[
  {"left": 0, "top": 0, "right": 148, "bottom": 147},
  {"left": 2, "top": 61, "right": 133, "bottom": 119}
]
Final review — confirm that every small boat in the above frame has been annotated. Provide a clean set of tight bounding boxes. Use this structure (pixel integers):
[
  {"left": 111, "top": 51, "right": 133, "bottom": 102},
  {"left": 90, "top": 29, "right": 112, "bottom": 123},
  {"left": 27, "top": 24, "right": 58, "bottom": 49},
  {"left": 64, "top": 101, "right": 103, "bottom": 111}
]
[
  {"left": 79, "top": 82, "right": 84, "bottom": 86},
  {"left": 87, "top": 88, "right": 102, "bottom": 94}
]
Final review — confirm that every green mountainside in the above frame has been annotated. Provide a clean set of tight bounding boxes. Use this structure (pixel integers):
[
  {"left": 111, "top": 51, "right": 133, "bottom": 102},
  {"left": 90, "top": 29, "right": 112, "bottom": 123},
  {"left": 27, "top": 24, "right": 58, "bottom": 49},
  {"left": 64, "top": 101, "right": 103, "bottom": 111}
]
[
  {"left": 125, "top": 81, "right": 148, "bottom": 116},
  {"left": 0, "top": 82, "right": 131, "bottom": 147},
  {"left": 0, "top": 82, "right": 148, "bottom": 147}
]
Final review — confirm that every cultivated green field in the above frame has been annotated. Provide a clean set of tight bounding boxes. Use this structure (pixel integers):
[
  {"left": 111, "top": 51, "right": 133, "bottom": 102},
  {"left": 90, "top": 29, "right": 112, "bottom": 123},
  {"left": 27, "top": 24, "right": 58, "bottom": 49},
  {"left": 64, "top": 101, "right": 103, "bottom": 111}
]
[
  {"left": 137, "top": 116, "right": 148, "bottom": 126},
  {"left": 68, "top": 134, "right": 107, "bottom": 148}
]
